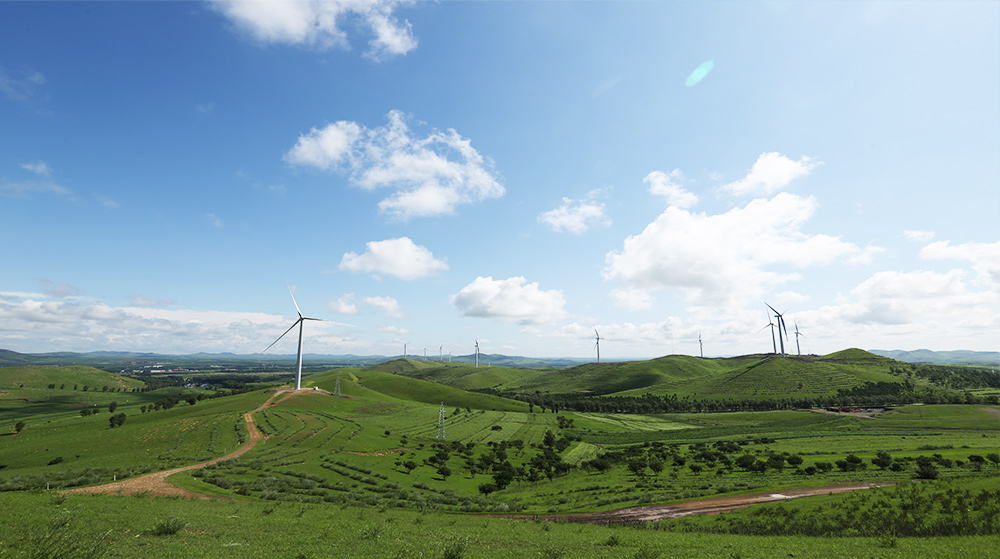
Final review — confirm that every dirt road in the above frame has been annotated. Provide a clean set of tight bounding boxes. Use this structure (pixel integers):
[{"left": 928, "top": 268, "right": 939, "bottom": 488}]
[
  {"left": 61, "top": 388, "right": 297, "bottom": 498},
  {"left": 498, "top": 482, "right": 894, "bottom": 524}
]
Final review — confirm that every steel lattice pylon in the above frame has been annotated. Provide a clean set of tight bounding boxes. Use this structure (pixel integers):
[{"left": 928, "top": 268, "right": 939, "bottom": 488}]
[{"left": 436, "top": 402, "right": 446, "bottom": 441}]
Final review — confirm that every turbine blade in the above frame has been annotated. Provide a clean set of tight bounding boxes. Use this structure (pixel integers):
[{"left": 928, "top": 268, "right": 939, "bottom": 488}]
[
  {"left": 262, "top": 319, "right": 302, "bottom": 353},
  {"left": 287, "top": 284, "right": 303, "bottom": 318}
]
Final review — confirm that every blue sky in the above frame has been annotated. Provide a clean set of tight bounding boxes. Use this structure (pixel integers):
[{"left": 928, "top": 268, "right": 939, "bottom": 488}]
[{"left": 1, "top": 1, "right": 997, "bottom": 359}]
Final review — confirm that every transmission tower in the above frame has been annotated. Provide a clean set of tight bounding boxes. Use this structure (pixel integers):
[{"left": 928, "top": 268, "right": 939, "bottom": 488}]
[
  {"left": 334, "top": 376, "right": 341, "bottom": 396},
  {"left": 436, "top": 402, "right": 447, "bottom": 441}
]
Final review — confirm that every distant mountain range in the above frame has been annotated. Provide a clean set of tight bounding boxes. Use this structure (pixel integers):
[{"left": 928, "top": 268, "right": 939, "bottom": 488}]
[
  {"left": 869, "top": 349, "right": 999, "bottom": 366},
  {"left": 1, "top": 348, "right": 996, "bottom": 370}
]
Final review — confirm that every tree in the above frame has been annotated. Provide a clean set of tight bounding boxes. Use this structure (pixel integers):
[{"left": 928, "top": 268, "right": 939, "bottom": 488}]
[
  {"left": 108, "top": 401, "right": 119, "bottom": 413},
  {"left": 403, "top": 460, "right": 418, "bottom": 474},
  {"left": 872, "top": 450, "right": 892, "bottom": 470},
  {"left": 437, "top": 466, "right": 452, "bottom": 480},
  {"left": 986, "top": 453, "right": 1000, "bottom": 468},
  {"left": 14, "top": 421, "right": 25, "bottom": 433},
  {"left": 186, "top": 395, "right": 198, "bottom": 406},
  {"left": 109, "top": 412, "right": 127, "bottom": 429},
  {"left": 478, "top": 483, "right": 497, "bottom": 496}
]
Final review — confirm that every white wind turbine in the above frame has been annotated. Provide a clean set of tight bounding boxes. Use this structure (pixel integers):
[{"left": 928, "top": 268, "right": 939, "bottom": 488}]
[
  {"left": 262, "top": 287, "right": 325, "bottom": 391},
  {"left": 765, "top": 303, "right": 790, "bottom": 357},
  {"left": 474, "top": 339, "right": 480, "bottom": 368},
  {"left": 699, "top": 331, "right": 704, "bottom": 358},
  {"left": 794, "top": 321, "right": 804, "bottom": 356},
  {"left": 594, "top": 327, "right": 602, "bottom": 363}
]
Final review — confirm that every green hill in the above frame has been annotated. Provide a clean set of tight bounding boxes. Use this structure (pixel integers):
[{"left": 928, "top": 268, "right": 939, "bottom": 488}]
[
  {"left": 307, "top": 366, "right": 529, "bottom": 412},
  {"left": 0, "top": 365, "right": 144, "bottom": 391},
  {"left": 376, "top": 351, "right": 910, "bottom": 401}
]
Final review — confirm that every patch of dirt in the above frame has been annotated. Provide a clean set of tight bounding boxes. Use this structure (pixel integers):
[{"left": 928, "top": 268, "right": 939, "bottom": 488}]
[
  {"left": 346, "top": 448, "right": 410, "bottom": 457},
  {"left": 495, "top": 482, "right": 894, "bottom": 524}
]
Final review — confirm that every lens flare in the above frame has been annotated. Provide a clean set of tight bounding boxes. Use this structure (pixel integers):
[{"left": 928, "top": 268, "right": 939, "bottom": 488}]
[{"left": 685, "top": 60, "right": 714, "bottom": 87}]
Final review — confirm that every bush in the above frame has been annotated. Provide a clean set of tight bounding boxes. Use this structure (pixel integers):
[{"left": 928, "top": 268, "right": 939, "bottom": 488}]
[{"left": 149, "top": 517, "right": 186, "bottom": 536}]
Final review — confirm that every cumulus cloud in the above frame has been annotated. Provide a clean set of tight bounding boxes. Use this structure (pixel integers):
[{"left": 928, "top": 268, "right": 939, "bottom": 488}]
[
  {"left": 920, "top": 240, "right": 1000, "bottom": 288},
  {"left": 210, "top": 0, "right": 418, "bottom": 60},
  {"left": 609, "top": 288, "right": 655, "bottom": 311},
  {"left": 451, "top": 276, "right": 567, "bottom": 325},
  {"left": 722, "top": 152, "right": 819, "bottom": 196},
  {"left": 644, "top": 170, "right": 698, "bottom": 208},
  {"left": 0, "top": 292, "right": 359, "bottom": 354},
  {"left": 286, "top": 110, "right": 504, "bottom": 220},
  {"left": 364, "top": 295, "right": 404, "bottom": 318},
  {"left": 604, "top": 192, "right": 872, "bottom": 306},
  {"left": 330, "top": 293, "right": 361, "bottom": 315},
  {"left": 339, "top": 237, "right": 448, "bottom": 280},
  {"left": 538, "top": 190, "right": 611, "bottom": 234}
]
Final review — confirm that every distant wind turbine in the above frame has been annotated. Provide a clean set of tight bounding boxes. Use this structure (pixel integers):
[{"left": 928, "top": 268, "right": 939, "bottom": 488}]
[
  {"left": 765, "top": 303, "right": 790, "bottom": 357},
  {"left": 439, "top": 345, "right": 443, "bottom": 362},
  {"left": 261, "top": 286, "right": 324, "bottom": 391},
  {"left": 757, "top": 314, "right": 777, "bottom": 354},
  {"left": 475, "top": 339, "right": 480, "bottom": 368},
  {"left": 699, "top": 331, "right": 704, "bottom": 358},
  {"left": 794, "top": 321, "right": 804, "bottom": 356},
  {"left": 403, "top": 342, "right": 408, "bottom": 359},
  {"left": 594, "top": 327, "right": 602, "bottom": 363}
]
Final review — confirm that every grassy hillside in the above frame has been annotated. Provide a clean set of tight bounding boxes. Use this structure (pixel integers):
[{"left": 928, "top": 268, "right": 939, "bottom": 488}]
[
  {"left": 400, "top": 350, "right": 907, "bottom": 400},
  {"left": 0, "top": 365, "right": 144, "bottom": 391},
  {"left": 307, "top": 366, "right": 530, "bottom": 412}
]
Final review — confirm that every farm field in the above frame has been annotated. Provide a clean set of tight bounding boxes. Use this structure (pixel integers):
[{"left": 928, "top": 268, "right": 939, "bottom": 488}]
[{"left": 0, "top": 356, "right": 998, "bottom": 558}]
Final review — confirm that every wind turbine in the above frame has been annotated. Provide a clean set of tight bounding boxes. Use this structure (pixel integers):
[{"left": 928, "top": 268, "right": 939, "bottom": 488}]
[
  {"left": 794, "top": 322, "right": 804, "bottom": 356},
  {"left": 439, "top": 345, "right": 443, "bottom": 362},
  {"left": 403, "top": 342, "right": 408, "bottom": 359},
  {"left": 757, "top": 314, "right": 777, "bottom": 354},
  {"left": 765, "top": 303, "right": 789, "bottom": 357},
  {"left": 698, "top": 331, "right": 704, "bottom": 358},
  {"left": 474, "top": 339, "right": 480, "bottom": 368},
  {"left": 262, "top": 287, "right": 324, "bottom": 391},
  {"left": 592, "top": 327, "right": 604, "bottom": 363}
]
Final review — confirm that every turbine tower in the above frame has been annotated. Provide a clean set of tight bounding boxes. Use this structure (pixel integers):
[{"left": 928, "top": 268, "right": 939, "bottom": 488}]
[
  {"left": 794, "top": 322, "right": 804, "bottom": 356},
  {"left": 765, "top": 303, "right": 789, "bottom": 357},
  {"left": 439, "top": 345, "right": 443, "bottom": 362},
  {"left": 403, "top": 342, "right": 408, "bottom": 359},
  {"left": 262, "top": 286, "right": 324, "bottom": 391},
  {"left": 474, "top": 339, "right": 480, "bottom": 368},
  {"left": 594, "top": 327, "right": 602, "bottom": 363},
  {"left": 699, "top": 331, "right": 704, "bottom": 358},
  {"left": 757, "top": 315, "right": 777, "bottom": 354}
]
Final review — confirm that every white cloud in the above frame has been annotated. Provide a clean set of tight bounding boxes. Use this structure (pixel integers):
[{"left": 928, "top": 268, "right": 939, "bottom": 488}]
[
  {"left": 286, "top": 110, "right": 504, "bottom": 220},
  {"left": 330, "top": 293, "right": 360, "bottom": 315},
  {"left": 920, "top": 240, "right": 1000, "bottom": 288},
  {"left": 538, "top": 190, "right": 611, "bottom": 234},
  {"left": 0, "top": 292, "right": 356, "bottom": 354},
  {"left": 0, "top": 66, "right": 45, "bottom": 102},
  {"left": 903, "top": 229, "right": 935, "bottom": 242},
  {"left": 129, "top": 294, "right": 176, "bottom": 307},
  {"left": 95, "top": 195, "right": 119, "bottom": 209},
  {"left": 609, "top": 288, "right": 655, "bottom": 311},
  {"left": 339, "top": 237, "right": 448, "bottom": 280},
  {"left": 644, "top": 170, "right": 698, "bottom": 208},
  {"left": 376, "top": 324, "right": 408, "bottom": 335},
  {"left": 604, "top": 192, "right": 872, "bottom": 307},
  {"left": 722, "top": 152, "right": 819, "bottom": 196},
  {"left": 210, "top": 0, "right": 417, "bottom": 59},
  {"left": 37, "top": 279, "right": 82, "bottom": 299},
  {"left": 21, "top": 161, "right": 51, "bottom": 176},
  {"left": 206, "top": 213, "right": 224, "bottom": 228},
  {"left": 451, "top": 276, "right": 567, "bottom": 325},
  {"left": 364, "top": 295, "right": 404, "bottom": 318}
]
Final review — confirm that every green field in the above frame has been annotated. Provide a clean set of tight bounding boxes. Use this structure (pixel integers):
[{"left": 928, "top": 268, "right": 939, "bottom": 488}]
[{"left": 1, "top": 356, "right": 998, "bottom": 558}]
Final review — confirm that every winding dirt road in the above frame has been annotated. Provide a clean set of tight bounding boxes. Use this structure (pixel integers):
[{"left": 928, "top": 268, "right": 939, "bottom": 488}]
[{"left": 61, "top": 388, "right": 300, "bottom": 498}]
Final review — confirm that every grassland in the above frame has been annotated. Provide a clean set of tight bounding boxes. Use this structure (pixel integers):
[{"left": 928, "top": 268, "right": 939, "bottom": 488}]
[{"left": 0, "top": 355, "right": 998, "bottom": 558}]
